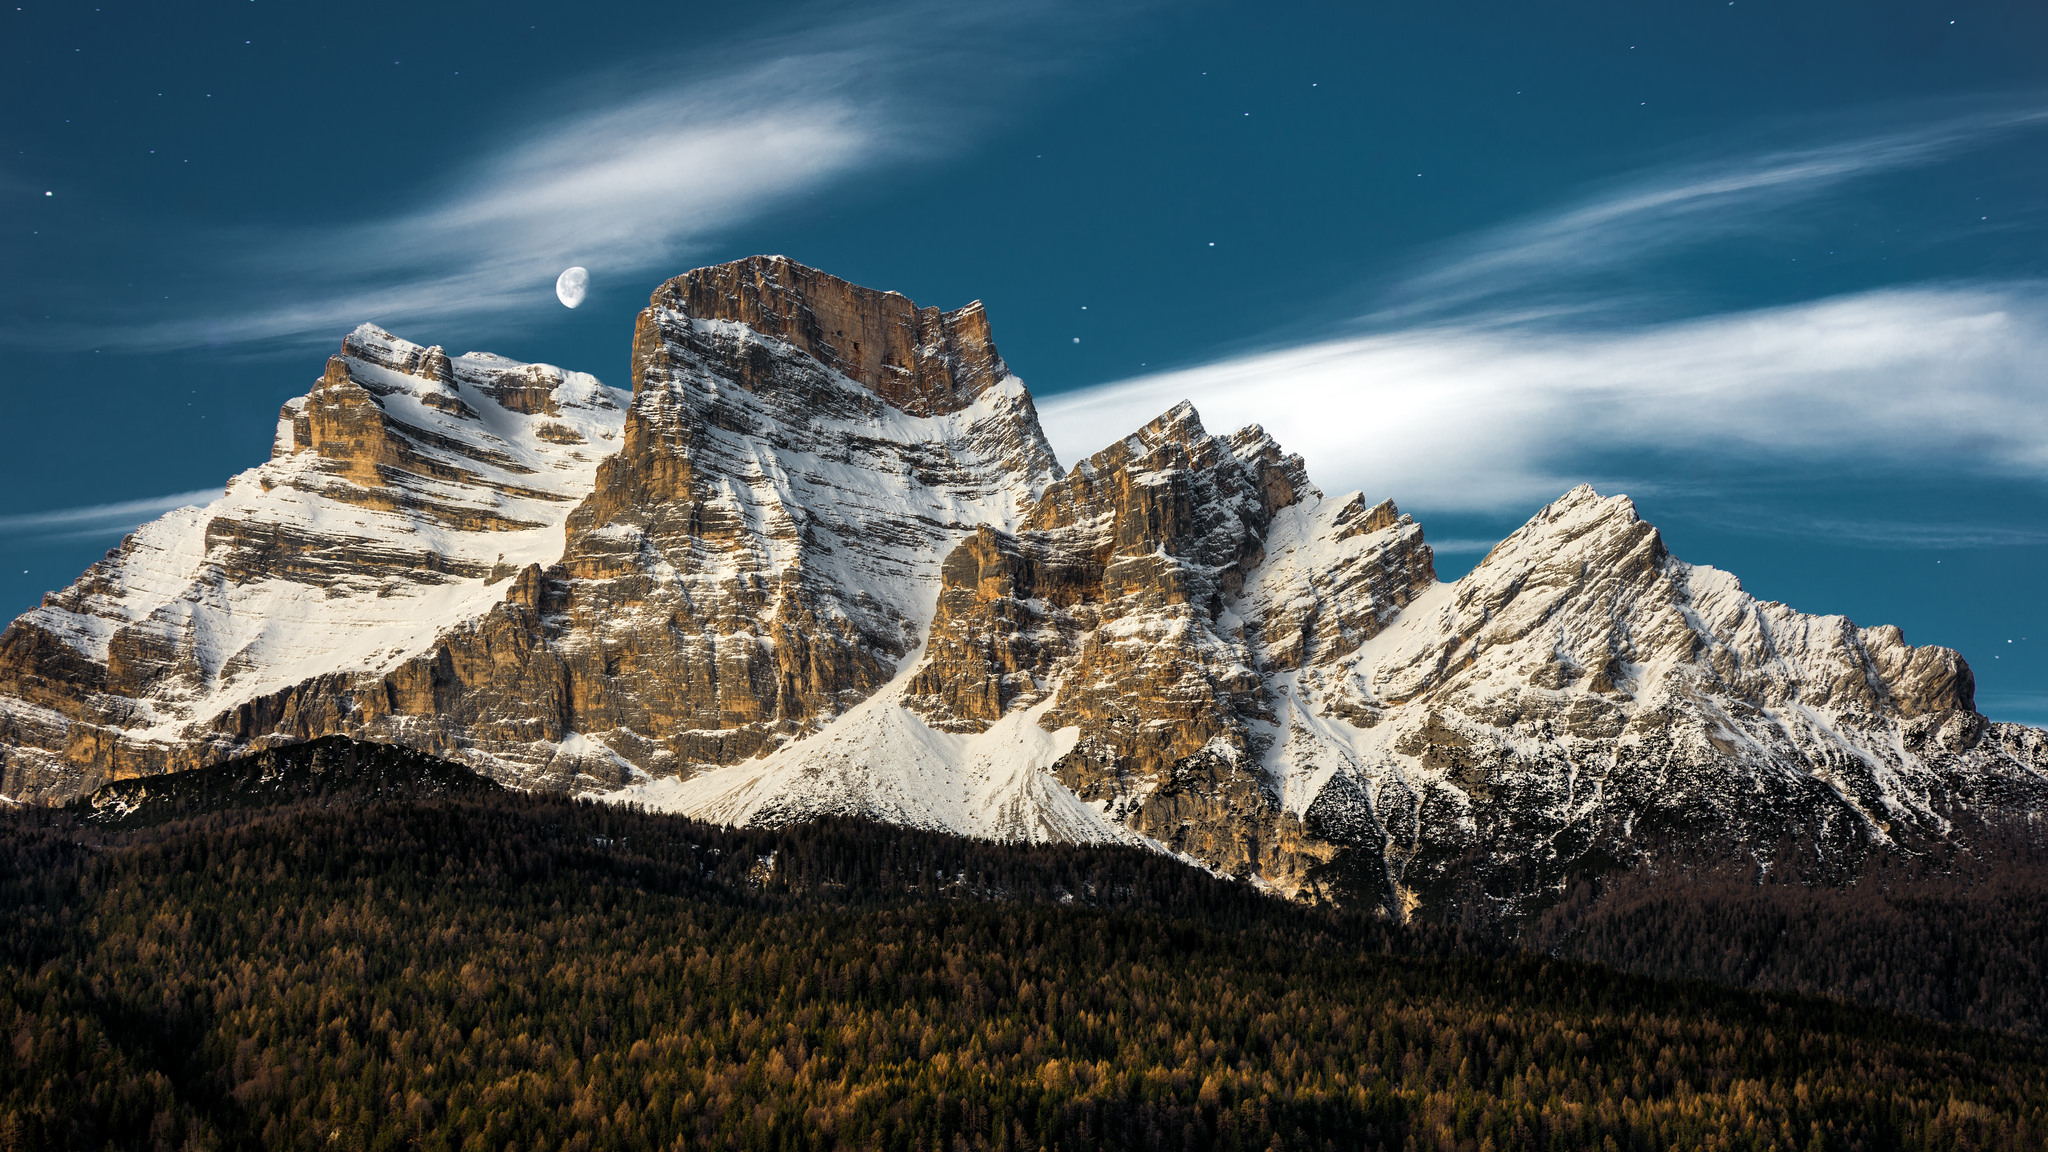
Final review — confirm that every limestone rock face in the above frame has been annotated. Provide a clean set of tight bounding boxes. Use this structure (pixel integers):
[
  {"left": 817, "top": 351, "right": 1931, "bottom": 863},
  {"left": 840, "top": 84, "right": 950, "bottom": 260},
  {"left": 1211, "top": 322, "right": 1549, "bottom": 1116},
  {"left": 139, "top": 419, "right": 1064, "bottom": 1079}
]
[
  {"left": 405, "top": 255, "right": 1062, "bottom": 784},
  {"left": 656, "top": 429, "right": 2041, "bottom": 910},
  {"left": 0, "top": 257, "right": 1060, "bottom": 797},
  {"left": 2, "top": 255, "right": 2042, "bottom": 920},
  {"left": 909, "top": 404, "right": 1354, "bottom": 884},
  {"left": 0, "top": 324, "right": 627, "bottom": 798},
  {"left": 1252, "top": 486, "right": 2038, "bottom": 915},
  {"left": 888, "top": 405, "right": 1339, "bottom": 883},
  {"left": 647, "top": 254, "right": 1010, "bottom": 417}
]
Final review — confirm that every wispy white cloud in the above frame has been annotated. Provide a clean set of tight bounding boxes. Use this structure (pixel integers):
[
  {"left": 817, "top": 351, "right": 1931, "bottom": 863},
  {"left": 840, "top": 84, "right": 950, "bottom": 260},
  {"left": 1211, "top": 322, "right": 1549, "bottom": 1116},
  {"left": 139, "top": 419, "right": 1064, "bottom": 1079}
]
[
  {"left": 1977, "top": 690, "right": 2048, "bottom": 723},
  {"left": 1703, "top": 510, "right": 2048, "bottom": 549},
  {"left": 72, "top": 2, "right": 1108, "bottom": 352},
  {"left": 1044, "top": 106, "right": 2048, "bottom": 514},
  {"left": 0, "top": 489, "right": 218, "bottom": 543},
  {"left": 1416, "top": 538, "right": 1503, "bottom": 554},
  {"left": 1391, "top": 104, "right": 2048, "bottom": 321},
  {"left": 1040, "top": 285, "right": 2048, "bottom": 511}
]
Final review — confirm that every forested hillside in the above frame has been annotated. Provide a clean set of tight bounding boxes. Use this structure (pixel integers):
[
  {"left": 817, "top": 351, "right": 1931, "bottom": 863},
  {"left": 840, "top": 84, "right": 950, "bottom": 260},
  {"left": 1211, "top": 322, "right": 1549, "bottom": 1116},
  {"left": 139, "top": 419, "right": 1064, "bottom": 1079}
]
[
  {"left": 4, "top": 769, "right": 2047, "bottom": 1151},
  {"left": 1528, "top": 827, "right": 2048, "bottom": 1038}
]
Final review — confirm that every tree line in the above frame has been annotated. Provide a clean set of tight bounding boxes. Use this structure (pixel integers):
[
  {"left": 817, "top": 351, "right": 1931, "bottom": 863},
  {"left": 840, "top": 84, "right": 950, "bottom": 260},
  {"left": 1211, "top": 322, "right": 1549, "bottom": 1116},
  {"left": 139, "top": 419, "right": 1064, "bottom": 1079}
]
[
  {"left": 1527, "top": 818, "right": 2048, "bottom": 1037},
  {"left": 2, "top": 777, "right": 2046, "bottom": 1151}
]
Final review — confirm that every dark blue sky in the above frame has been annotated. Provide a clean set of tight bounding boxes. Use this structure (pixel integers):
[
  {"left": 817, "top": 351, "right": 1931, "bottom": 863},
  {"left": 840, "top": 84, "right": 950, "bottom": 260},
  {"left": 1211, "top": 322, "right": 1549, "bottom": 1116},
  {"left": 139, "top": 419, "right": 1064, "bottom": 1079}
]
[{"left": 5, "top": 0, "right": 2046, "bottom": 722}]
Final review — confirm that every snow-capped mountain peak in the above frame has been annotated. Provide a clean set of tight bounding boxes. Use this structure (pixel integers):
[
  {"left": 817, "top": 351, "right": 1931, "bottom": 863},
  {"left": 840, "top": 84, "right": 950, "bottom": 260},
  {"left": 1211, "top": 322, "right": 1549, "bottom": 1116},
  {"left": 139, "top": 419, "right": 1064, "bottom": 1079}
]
[{"left": 3, "top": 258, "right": 2041, "bottom": 919}]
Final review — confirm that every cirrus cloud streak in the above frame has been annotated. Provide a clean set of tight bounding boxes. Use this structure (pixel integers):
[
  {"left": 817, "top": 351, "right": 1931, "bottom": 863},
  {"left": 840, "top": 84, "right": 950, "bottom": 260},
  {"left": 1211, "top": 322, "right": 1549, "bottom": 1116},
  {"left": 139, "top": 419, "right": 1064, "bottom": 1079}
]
[
  {"left": 1039, "top": 285, "right": 2048, "bottom": 513},
  {"left": 0, "top": 489, "right": 219, "bottom": 545},
  {"left": 66, "top": 1, "right": 1120, "bottom": 353},
  {"left": 1393, "top": 103, "right": 2048, "bottom": 322}
]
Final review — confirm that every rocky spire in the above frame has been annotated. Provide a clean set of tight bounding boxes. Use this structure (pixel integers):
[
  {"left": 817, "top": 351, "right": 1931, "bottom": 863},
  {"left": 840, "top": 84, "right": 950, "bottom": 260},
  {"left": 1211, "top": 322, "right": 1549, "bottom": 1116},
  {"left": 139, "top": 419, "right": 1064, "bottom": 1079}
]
[{"left": 638, "top": 255, "right": 1008, "bottom": 416}]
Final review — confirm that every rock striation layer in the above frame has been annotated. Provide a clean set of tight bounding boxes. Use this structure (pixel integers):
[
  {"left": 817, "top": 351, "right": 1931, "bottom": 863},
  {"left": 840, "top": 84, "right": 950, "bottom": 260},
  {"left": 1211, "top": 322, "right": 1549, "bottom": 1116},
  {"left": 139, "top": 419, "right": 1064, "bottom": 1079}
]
[
  {"left": 1241, "top": 485, "right": 2039, "bottom": 914},
  {"left": 0, "top": 324, "right": 626, "bottom": 797},
  {"left": 1, "top": 256, "right": 1059, "bottom": 795},
  {"left": 3, "top": 255, "right": 2043, "bottom": 917}
]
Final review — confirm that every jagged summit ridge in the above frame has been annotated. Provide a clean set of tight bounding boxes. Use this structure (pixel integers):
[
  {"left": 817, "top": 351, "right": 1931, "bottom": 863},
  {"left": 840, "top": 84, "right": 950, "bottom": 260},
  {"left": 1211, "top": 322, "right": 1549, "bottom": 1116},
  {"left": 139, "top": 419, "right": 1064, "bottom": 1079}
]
[
  {"left": 1, "top": 257, "right": 2043, "bottom": 918},
  {"left": 0, "top": 323, "right": 627, "bottom": 797},
  {"left": 0, "top": 259, "right": 1062, "bottom": 797},
  {"left": 644, "top": 255, "right": 1011, "bottom": 417},
  {"left": 477, "top": 262, "right": 1063, "bottom": 781},
  {"left": 1253, "top": 482, "right": 2017, "bottom": 912},
  {"left": 1331, "top": 483, "right": 1973, "bottom": 720}
]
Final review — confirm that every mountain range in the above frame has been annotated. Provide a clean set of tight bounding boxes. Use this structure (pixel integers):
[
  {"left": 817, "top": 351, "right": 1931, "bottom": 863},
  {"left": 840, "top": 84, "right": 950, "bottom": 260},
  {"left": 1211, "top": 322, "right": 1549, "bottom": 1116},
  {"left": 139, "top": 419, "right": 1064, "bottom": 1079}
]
[{"left": 4, "top": 255, "right": 2043, "bottom": 918}]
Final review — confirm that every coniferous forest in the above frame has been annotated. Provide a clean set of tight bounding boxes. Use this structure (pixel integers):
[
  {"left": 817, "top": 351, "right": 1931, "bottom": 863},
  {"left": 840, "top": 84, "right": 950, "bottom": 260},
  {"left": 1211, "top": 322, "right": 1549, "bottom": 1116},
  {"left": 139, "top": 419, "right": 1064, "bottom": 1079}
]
[
  {"left": 3, "top": 741, "right": 2047, "bottom": 1151},
  {"left": 1529, "top": 830, "right": 2048, "bottom": 1040}
]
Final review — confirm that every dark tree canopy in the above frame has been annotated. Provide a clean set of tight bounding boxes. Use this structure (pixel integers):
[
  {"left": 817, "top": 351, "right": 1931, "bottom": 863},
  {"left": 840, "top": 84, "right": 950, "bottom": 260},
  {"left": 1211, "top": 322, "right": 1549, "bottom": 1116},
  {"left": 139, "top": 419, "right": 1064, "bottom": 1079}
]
[{"left": 3, "top": 741, "right": 2046, "bottom": 1151}]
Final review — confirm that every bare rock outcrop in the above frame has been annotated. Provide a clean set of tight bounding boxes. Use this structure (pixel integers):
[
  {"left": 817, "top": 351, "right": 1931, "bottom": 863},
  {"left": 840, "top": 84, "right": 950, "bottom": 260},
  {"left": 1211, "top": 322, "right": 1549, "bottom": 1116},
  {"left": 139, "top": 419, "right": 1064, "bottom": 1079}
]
[
  {"left": 1257, "top": 485, "right": 2031, "bottom": 916},
  {"left": 0, "top": 325, "right": 625, "bottom": 797},
  {"left": 0, "top": 257, "right": 1060, "bottom": 796},
  {"left": 898, "top": 402, "right": 1432, "bottom": 891},
  {"left": 647, "top": 254, "right": 1009, "bottom": 417},
  {"left": 3, "top": 257, "right": 2042, "bottom": 922}
]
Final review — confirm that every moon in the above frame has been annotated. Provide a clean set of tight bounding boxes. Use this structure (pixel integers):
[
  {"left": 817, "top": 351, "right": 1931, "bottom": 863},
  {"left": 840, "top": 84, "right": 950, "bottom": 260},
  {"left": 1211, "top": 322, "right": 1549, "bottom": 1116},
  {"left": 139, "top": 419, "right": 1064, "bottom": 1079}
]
[{"left": 555, "top": 266, "right": 589, "bottom": 309}]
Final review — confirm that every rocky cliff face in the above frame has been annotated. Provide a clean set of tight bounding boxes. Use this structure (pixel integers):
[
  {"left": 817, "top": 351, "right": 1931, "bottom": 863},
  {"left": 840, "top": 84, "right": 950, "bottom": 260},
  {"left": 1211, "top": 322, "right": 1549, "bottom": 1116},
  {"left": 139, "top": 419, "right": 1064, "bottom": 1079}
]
[
  {"left": 0, "top": 324, "right": 627, "bottom": 798},
  {"left": 627, "top": 341, "right": 2044, "bottom": 911},
  {"left": 409, "top": 254, "right": 1062, "bottom": 785},
  {"left": 0, "top": 256, "right": 1059, "bottom": 795},
  {"left": 898, "top": 403, "right": 1379, "bottom": 886},
  {"left": 3, "top": 255, "right": 2042, "bottom": 919},
  {"left": 1243, "top": 485, "right": 2039, "bottom": 915}
]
